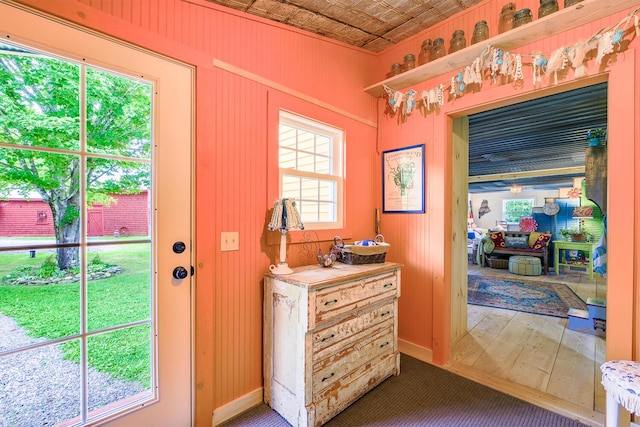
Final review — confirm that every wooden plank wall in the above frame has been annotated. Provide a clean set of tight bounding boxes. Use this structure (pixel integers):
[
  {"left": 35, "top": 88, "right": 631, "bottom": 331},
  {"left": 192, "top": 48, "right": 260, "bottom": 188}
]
[
  {"left": 8, "top": 0, "right": 640, "bottom": 424},
  {"left": 373, "top": 0, "right": 639, "bottom": 366},
  {"left": 13, "top": 1, "right": 379, "bottom": 425}
]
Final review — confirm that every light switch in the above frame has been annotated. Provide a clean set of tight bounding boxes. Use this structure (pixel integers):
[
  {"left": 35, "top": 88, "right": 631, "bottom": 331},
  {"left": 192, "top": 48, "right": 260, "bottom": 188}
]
[{"left": 221, "top": 232, "right": 239, "bottom": 251}]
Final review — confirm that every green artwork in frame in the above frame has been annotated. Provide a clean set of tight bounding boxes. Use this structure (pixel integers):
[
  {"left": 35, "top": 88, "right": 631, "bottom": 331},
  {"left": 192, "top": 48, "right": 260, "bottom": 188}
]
[{"left": 382, "top": 144, "right": 425, "bottom": 213}]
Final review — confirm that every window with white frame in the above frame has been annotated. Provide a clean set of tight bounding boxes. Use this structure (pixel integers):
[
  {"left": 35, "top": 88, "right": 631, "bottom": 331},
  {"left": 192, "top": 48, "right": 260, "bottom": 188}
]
[
  {"left": 503, "top": 198, "right": 534, "bottom": 223},
  {"left": 278, "top": 110, "right": 343, "bottom": 229}
]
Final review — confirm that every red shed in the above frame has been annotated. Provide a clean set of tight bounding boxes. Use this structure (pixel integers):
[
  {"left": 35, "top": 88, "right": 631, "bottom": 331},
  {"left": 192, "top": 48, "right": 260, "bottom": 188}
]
[{"left": 0, "top": 192, "right": 149, "bottom": 237}]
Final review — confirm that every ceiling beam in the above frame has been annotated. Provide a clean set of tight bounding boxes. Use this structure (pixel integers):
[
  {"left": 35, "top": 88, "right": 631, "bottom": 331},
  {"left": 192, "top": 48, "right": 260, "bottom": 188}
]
[{"left": 468, "top": 166, "right": 585, "bottom": 183}]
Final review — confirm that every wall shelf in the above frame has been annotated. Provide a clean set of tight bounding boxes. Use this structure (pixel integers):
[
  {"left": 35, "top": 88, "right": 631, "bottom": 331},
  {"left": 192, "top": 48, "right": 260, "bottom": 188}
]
[{"left": 364, "top": 0, "right": 639, "bottom": 97}]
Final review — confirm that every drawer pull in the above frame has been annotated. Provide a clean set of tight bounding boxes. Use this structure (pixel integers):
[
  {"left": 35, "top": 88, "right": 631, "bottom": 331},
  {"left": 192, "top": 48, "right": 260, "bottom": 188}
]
[
  {"left": 321, "top": 373, "right": 335, "bottom": 382},
  {"left": 381, "top": 311, "right": 392, "bottom": 317},
  {"left": 383, "top": 282, "right": 393, "bottom": 288},
  {"left": 324, "top": 299, "right": 338, "bottom": 306},
  {"left": 321, "top": 334, "right": 335, "bottom": 342},
  {"left": 380, "top": 342, "right": 390, "bottom": 348}
]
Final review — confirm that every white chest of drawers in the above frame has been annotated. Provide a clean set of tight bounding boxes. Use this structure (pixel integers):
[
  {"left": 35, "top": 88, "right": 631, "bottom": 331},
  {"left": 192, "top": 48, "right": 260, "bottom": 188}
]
[{"left": 263, "top": 262, "right": 401, "bottom": 427}]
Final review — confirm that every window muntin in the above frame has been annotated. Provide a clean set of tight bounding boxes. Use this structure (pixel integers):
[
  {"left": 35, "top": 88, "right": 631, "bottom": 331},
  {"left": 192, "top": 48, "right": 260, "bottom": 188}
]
[
  {"left": 278, "top": 111, "right": 343, "bottom": 229},
  {"left": 503, "top": 198, "right": 534, "bottom": 223}
]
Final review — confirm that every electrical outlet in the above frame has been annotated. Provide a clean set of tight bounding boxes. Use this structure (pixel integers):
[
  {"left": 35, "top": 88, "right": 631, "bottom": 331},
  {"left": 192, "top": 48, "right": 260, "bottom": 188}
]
[{"left": 221, "top": 231, "right": 239, "bottom": 251}]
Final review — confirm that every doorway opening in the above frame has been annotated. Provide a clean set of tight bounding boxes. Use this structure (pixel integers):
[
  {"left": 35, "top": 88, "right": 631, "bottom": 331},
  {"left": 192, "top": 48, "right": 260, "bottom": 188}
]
[{"left": 450, "top": 82, "right": 609, "bottom": 420}]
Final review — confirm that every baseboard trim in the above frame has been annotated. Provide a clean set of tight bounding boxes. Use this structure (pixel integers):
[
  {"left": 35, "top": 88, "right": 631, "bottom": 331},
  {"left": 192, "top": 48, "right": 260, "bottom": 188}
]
[
  {"left": 398, "top": 339, "right": 432, "bottom": 363},
  {"left": 212, "top": 387, "right": 264, "bottom": 426}
]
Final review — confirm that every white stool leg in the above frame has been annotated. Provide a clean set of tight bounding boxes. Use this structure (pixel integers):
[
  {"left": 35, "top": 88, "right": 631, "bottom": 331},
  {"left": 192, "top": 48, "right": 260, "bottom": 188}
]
[{"left": 606, "top": 392, "right": 620, "bottom": 426}]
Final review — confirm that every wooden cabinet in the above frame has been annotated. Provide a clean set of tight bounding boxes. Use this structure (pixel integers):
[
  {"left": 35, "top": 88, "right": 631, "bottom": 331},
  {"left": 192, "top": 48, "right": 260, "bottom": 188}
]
[{"left": 264, "top": 262, "right": 402, "bottom": 427}]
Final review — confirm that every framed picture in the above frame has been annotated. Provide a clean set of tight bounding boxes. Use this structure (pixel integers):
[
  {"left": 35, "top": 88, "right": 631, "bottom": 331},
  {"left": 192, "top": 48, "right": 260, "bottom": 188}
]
[{"left": 382, "top": 144, "right": 425, "bottom": 213}]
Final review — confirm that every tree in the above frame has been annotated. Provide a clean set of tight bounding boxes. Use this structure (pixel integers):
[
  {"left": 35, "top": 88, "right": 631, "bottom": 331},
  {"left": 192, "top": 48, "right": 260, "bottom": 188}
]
[{"left": 0, "top": 44, "right": 151, "bottom": 270}]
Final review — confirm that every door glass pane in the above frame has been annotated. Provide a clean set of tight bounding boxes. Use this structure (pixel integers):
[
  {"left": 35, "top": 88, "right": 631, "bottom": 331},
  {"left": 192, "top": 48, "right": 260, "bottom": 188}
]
[
  {"left": 0, "top": 342, "right": 82, "bottom": 426},
  {"left": 86, "top": 326, "right": 152, "bottom": 416},
  {"left": 86, "top": 68, "right": 151, "bottom": 159},
  {"left": 86, "top": 158, "right": 151, "bottom": 241},
  {"left": 0, "top": 149, "right": 82, "bottom": 244},
  {"left": 86, "top": 243, "right": 151, "bottom": 331},
  {"left": 0, "top": 41, "right": 80, "bottom": 151},
  {"left": 0, "top": 260, "right": 81, "bottom": 352}
]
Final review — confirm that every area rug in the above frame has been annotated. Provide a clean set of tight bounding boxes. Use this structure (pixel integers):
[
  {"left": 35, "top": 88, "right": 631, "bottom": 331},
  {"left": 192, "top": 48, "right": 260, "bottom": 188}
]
[{"left": 467, "top": 275, "right": 587, "bottom": 318}]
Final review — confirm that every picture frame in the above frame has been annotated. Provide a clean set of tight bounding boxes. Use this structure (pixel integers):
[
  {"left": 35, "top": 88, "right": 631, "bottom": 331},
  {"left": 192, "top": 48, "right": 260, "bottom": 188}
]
[{"left": 382, "top": 144, "right": 425, "bottom": 213}]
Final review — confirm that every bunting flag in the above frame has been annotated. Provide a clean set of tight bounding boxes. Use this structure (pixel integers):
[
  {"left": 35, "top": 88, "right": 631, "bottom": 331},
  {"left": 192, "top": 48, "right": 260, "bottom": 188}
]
[{"left": 382, "top": 7, "right": 640, "bottom": 122}]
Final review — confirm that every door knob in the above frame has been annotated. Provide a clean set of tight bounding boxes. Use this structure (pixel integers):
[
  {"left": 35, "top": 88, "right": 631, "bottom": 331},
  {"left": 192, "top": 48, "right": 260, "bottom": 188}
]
[{"left": 173, "top": 266, "right": 189, "bottom": 280}]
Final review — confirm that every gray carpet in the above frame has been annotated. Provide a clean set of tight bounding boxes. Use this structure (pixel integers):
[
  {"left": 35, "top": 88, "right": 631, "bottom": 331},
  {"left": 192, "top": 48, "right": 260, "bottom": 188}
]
[{"left": 221, "top": 354, "right": 587, "bottom": 426}]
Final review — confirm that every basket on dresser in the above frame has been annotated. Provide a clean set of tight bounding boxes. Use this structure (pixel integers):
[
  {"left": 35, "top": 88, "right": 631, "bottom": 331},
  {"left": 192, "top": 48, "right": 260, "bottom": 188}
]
[{"left": 331, "top": 234, "right": 390, "bottom": 265}]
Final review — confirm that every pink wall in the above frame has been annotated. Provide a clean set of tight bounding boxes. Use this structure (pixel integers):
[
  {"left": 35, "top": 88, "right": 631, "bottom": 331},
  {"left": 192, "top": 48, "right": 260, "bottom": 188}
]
[
  {"left": 372, "top": 1, "right": 638, "bottom": 366},
  {"left": 9, "top": 1, "right": 379, "bottom": 424},
  {"left": 10, "top": 0, "right": 640, "bottom": 425}
]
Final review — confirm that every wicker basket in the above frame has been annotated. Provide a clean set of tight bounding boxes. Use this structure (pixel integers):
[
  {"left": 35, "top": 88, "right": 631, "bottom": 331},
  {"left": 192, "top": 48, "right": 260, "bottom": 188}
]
[
  {"left": 332, "top": 235, "right": 390, "bottom": 265},
  {"left": 488, "top": 257, "right": 509, "bottom": 269}
]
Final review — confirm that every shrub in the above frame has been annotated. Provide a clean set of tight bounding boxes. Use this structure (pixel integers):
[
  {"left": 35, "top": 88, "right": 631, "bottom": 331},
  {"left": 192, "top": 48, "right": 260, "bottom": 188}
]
[
  {"left": 1, "top": 265, "right": 33, "bottom": 284},
  {"left": 88, "top": 255, "right": 114, "bottom": 273},
  {"left": 36, "top": 255, "right": 63, "bottom": 279}
]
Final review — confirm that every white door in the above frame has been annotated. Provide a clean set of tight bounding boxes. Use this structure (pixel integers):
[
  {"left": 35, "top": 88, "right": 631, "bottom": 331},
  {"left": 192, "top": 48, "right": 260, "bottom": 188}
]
[{"left": 0, "top": 3, "right": 193, "bottom": 426}]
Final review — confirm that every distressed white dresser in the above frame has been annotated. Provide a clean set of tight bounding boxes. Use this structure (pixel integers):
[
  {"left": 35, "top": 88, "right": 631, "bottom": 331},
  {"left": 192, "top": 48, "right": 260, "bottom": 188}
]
[{"left": 263, "top": 262, "right": 401, "bottom": 427}]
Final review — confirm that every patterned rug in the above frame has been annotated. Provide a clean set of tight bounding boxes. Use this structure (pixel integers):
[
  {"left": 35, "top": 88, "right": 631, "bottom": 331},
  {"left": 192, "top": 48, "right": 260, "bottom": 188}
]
[{"left": 468, "top": 275, "right": 587, "bottom": 318}]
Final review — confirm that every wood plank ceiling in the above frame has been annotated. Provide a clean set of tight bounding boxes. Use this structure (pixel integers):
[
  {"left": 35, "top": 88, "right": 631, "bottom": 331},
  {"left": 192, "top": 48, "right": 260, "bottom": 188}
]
[
  {"left": 205, "top": 0, "right": 485, "bottom": 52},
  {"left": 206, "top": 0, "right": 607, "bottom": 195}
]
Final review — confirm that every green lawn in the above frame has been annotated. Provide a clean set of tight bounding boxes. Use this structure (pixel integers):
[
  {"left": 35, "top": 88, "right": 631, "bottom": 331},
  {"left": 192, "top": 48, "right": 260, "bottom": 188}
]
[{"left": 0, "top": 243, "right": 152, "bottom": 387}]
